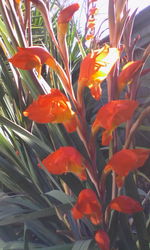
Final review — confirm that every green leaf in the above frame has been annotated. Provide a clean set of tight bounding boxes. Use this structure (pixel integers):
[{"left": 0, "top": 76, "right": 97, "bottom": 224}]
[
  {"left": 45, "top": 190, "right": 75, "bottom": 204},
  {"left": 0, "top": 240, "right": 53, "bottom": 249},
  {"left": 0, "top": 204, "right": 72, "bottom": 226},
  {"left": 0, "top": 116, "right": 51, "bottom": 154},
  {"left": 72, "top": 239, "right": 92, "bottom": 250},
  {"left": 41, "top": 243, "right": 73, "bottom": 250}
]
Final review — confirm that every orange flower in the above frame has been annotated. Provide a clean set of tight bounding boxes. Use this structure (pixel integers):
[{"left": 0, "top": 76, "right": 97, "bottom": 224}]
[
  {"left": 104, "top": 148, "right": 150, "bottom": 176},
  {"left": 39, "top": 146, "right": 87, "bottom": 180},
  {"left": 109, "top": 195, "right": 143, "bottom": 214},
  {"left": 92, "top": 100, "right": 138, "bottom": 145},
  {"left": 104, "top": 148, "right": 150, "bottom": 186},
  {"left": 8, "top": 46, "right": 58, "bottom": 77},
  {"left": 117, "top": 60, "right": 143, "bottom": 94},
  {"left": 72, "top": 189, "right": 102, "bottom": 225},
  {"left": 78, "top": 44, "right": 119, "bottom": 100},
  {"left": 95, "top": 230, "right": 110, "bottom": 250},
  {"left": 23, "top": 89, "right": 77, "bottom": 133}
]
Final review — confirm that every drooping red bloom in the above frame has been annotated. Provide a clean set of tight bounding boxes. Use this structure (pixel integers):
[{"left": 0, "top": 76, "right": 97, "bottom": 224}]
[
  {"left": 94, "top": 230, "right": 110, "bottom": 250},
  {"left": 92, "top": 100, "right": 138, "bottom": 145},
  {"left": 78, "top": 44, "right": 119, "bottom": 100},
  {"left": 39, "top": 146, "right": 87, "bottom": 180},
  {"left": 104, "top": 148, "right": 150, "bottom": 186},
  {"left": 109, "top": 195, "right": 143, "bottom": 214},
  {"left": 117, "top": 60, "right": 143, "bottom": 94},
  {"left": 72, "top": 189, "right": 102, "bottom": 225},
  {"left": 8, "top": 46, "right": 58, "bottom": 77},
  {"left": 104, "top": 148, "right": 150, "bottom": 176},
  {"left": 58, "top": 3, "right": 80, "bottom": 24},
  {"left": 23, "top": 89, "right": 77, "bottom": 132}
]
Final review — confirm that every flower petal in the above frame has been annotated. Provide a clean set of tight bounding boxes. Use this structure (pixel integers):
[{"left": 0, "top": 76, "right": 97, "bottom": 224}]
[
  {"left": 39, "top": 146, "right": 87, "bottom": 180},
  {"left": 72, "top": 189, "right": 102, "bottom": 224},
  {"left": 101, "top": 130, "right": 113, "bottom": 146},
  {"left": 78, "top": 45, "right": 119, "bottom": 100},
  {"left": 109, "top": 195, "right": 143, "bottom": 214},
  {"left": 117, "top": 60, "right": 143, "bottom": 94},
  {"left": 23, "top": 89, "right": 76, "bottom": 131},
  {"left": 92, "top": 100, "right": 138, "bottom": 135},
  {"left": 9, "top": 46, "right": 57, "bottom": 77},
  {"left": 95, "top": 230, "right": 110, "bottom": 250},
  {"left": 104, "top": 148, "right": 150, "bottom": 177},
  {"left": 90, "top": 85, "right": 102, "bottom": 100},
  {"left": 9, "top": 53, "right": 41, "bottom": 71},
  {"left": 58, "top": 4, "right": 80, "bottom": 24}
]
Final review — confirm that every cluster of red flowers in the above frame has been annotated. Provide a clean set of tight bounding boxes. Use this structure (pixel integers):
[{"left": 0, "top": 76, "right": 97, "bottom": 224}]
[{"left": 8, "top": 3, "right": 150, "bottom": 249}]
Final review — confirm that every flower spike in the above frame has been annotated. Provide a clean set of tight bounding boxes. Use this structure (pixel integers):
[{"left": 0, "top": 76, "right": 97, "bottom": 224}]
[
  {"left": 72, "top": 189, "right": 102, "bottom": 225},
  {"left": 23, "top": 89, "right": 77, "bottom": 132},
  {"left": 39, "top": 146, "right": 87, "bottom": 180}
]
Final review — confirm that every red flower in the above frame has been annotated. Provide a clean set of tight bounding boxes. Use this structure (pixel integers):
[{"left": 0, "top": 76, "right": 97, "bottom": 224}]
[
  {"left": 95, "top": 230, "right": 110, "bottom": 250},
  {"left": 72, "top": 189, "right": 102, "bottom": 225},
  {"left": 8, "top": 46, "right": 58, "bottom": 77},
  {"left": 109, "top": 195, "right": 143, "bottom": 214},
  {"left": 78, "top": 45, "right": 119, "bottom": 100},
  {"left": 104, "top": 148, "right": 150, "bottom": 186},
  {"left": 92, "top": 100, "right": 138, "bottom": 145},
  {"left": 58, "top": 3, "right": 80, "bottom": 24},
  {"left": 23, "top": 89, "right": 77, "bottom": 132},
  {"left": 104, "top": 148, "right": 150, "bottom": 176},
  {"left": 117, "top": 60, "right": 143, "bottom": 94},
  {"left": 39, "top": 146, "right": 87, "bottom": 180}
]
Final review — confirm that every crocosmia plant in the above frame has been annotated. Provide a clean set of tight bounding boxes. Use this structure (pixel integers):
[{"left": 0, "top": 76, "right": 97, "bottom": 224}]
[{"left": 0, "top": 0, "right": 150, "bottom": 249}]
